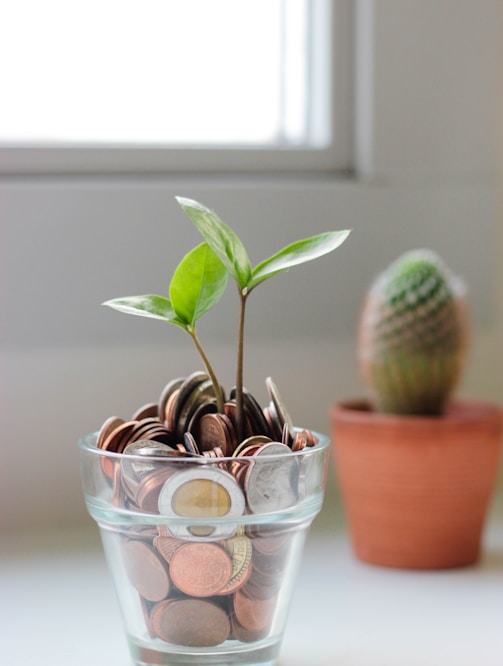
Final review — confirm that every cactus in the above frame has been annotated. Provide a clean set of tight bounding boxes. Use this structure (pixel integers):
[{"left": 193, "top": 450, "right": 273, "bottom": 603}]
[{"left": 358, "top": 250, "right": 468, "bottom": 416}]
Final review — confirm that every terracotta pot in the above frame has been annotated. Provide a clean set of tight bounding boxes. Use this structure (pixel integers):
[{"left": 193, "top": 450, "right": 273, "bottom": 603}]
[{"left": 331, "top": 399, "right": 502, "bottom": 569}]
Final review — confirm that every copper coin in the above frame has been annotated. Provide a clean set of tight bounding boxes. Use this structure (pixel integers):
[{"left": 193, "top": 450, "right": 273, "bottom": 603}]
[
  {"left": 98, "top": 418, "right": 130, "bottom": 478},
  {"left": 186, "top": 399, "right": 218, "bottom": 441},
  {"left": 102, "top": 420, "right": 137, "bottom": 454},
  {"left": 151, "top": 598, "right": 230, "bottom": 647},
  {"left": 128, "top": 420, "right": 177, "bottom": 447},
  {"left": 218, "top": 413, "right": 238, "bottom": 456},
  {"left": 158, "top": 377, "right": 185, "bottom": 423},
  {"left": 230, "top": 387, "right": 270, "bottom": 437},
  {"left": 112, "top": 460, "right": 125, "bottom": 507},
  {"left": 224, "top": 401, "right": 254, "bottom": 440},
  {"left": 100, "top": 453, "right": 116, "bottom": 481},
  {"left": 252, "top": 547, "right": 289, "bottom": 576},
  {"left": 231, "top": 615, "right": 268, "bottom": 643},
  {"left": 171, "top": 371, "right": 209, "bottom": 431},
  {"left": 136, "top": 468, "right": 174, "bottom": 513},
  {"left": 176, "top": 378, "right": 216, "bottom": 439},
  {"left": 231, "top": 461, "right": 250, "bottom": 488},
  {"left": 244, "top": 570, "right": 281, "bottom": 600},
  {"left": 97, "top": 416, "right": 124, "bottom": 449},
  {"left": 249, "top": 553, "right": 284, "bottom": 581},
  {"left": 131, "top": 402, "right": 158, "bottom": 421},
  {"left": 305, "top": 429, "right": 319, "bottom": 447},
  {"left": 122, "top": 539, "right": 171, "bottom": 602},
  {"left": 148, "top": 431, "right": 178, "bottom": 448},
  {"left": 139, "top": 597, "right": 156, "bottom": 639},
  {"left": 243, "top": 389, "right": 270, "bottom": 436},
  {"left": 164, "top": 388, "right": 181, "bottom": 429},
  {"left": 169, "top": 542, "right": 233, "bottom": 597},
  {"left": 263, "top": 404, "right": 283, "bottom": 441},
  {"left": 127, "top": 418, "right": 164, "bottom": 441},
  {"left": 249, "top": 531, "right": 290, "bottom": 554},
  {"left": 198, "top": 413, "right": 230, "bottom": 453},
  {"left": 220, "top": 561, "right": 252, "bottom": 596},
  {"left": 233, "top": 587, "right": 276, "bottom": 633},
  {"left": 292, "top": 430, "right": 307, "bottom": 451},
  {"left": 154, "top": 535, "right": 185, "bottom": 564}
]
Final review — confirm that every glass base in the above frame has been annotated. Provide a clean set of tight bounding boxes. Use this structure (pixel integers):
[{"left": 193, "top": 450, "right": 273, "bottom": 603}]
[{"left": 129, "top": 635, "right": 281, "bottom": 666}]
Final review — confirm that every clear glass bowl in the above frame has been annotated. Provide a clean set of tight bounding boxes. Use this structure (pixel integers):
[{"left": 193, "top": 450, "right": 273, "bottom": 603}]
[{"left": 78, "top": 430, "right": 330, "bottom": 666}]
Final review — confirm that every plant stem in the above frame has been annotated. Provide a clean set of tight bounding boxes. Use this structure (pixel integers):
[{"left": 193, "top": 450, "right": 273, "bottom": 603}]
[
  {"left": 189, "top": 326, "right": 225, "bottom": 413},
  {"left": 235, "top": 288, "right": 249, "bottom": 443}
]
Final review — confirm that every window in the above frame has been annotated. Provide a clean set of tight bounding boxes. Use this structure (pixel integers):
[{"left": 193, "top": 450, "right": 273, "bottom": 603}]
[{"left": 0, "top": 0, "right": 352, "bottom": 174}]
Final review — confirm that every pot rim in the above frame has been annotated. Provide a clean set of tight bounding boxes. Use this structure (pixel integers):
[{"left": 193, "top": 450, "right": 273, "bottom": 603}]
[{"left": 331, "top": 398, "right": 503, "bottom": 428}]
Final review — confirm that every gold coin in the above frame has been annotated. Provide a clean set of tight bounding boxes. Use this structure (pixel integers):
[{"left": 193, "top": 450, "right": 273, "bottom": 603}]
[
  {"left": 157, "top": 467, "right": 246, "bottom": 540},
  {"left": 172, "top": 478, "right": 231, "bottom": 518},
  {"left": 218, "top": 535, "right": 253, "bottom": 595}
]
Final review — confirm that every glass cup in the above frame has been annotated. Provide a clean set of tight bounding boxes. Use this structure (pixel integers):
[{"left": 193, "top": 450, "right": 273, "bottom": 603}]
[{"left": 78, "top": 431, "right": 330, "bottom": 666}]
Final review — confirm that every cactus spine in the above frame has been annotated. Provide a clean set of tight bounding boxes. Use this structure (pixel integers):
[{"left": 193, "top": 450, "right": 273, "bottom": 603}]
[{"left": 358, "top": 250, "right": 468, "bottom": 416}]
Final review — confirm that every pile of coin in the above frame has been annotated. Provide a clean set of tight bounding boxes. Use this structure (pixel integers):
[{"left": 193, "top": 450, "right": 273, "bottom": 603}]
[
  {"left": 98, "top": 372, "right": 317, "bottom": 458},
  {"left": 122, "top": 528, "right": 291, "bottom": 646},
  {"left": 95, "top": 372, "right": 321, "bottom": 647},
  {"left": 96, "top": 372, "right": 319, "bottom": 517}
]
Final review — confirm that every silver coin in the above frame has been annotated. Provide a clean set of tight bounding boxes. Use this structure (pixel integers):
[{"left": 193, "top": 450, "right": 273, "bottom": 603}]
[
  {"left": 183, "top": 431, "right": 201, "bottom": 456},
  {"left": 121, "top": 440, "right": 177, "bottom": 500},
  {"left": 123, "top": 440, "right": 176, "bottom": 455},
  {"left": 244, "top": 442, "right": 299, "bottom": 514},
  {"left": 157, "top": 466, "right": 246, "bottom": 540},
  {"left": 265, "top": 377, "right": 295, "bottom": 441}
]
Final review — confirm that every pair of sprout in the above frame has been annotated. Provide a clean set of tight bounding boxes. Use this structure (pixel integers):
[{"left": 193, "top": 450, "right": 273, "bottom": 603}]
[{"left": 104, "top": 197, "right": 350, "bottom": 441}]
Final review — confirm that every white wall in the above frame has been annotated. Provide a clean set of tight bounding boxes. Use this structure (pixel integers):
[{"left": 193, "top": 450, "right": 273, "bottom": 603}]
[{"left": 1, "top": 0, "right": 501, "bottom": 533}]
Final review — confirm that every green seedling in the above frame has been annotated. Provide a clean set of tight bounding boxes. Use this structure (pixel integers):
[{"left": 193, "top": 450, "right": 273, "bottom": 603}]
[
  {"left": 103, "top": 242, "right": 227, "bottom": 412},
  {"left": 104, "top": 197, "right": 350, "bottom": 440}
]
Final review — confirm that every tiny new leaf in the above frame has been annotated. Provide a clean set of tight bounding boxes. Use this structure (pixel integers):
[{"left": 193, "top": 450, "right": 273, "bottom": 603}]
[
  {"left": 169, "top": 242, "right": 228, "bottom": 327},
  {"left": 248, "top": 230, "right": 351, "bottom": 291},
  {"left": 176, "top": 196, "right": 252, "bottom": 291},
  {"left": 102, "top": 294, "right": 186, "bottom": 328}
]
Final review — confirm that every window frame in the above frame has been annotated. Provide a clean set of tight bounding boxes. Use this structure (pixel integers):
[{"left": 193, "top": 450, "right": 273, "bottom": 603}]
[{"left": 0, "top": 0, "right": 353, "bottom": 176}]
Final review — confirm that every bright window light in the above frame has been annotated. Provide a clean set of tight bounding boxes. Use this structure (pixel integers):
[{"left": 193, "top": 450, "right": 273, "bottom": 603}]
[{"left": 0, "top": 0, "right": 326, "bottom": 147}]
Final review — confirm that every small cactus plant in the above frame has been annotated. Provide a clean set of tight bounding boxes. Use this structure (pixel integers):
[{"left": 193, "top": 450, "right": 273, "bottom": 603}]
[{"left": 358, "top": 249, "right": 468, "bottom": 416}]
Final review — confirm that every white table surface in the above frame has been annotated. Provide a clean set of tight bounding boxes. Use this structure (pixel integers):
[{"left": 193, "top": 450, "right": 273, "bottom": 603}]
[{"left": 2, "top": 498, "right": 502, "bottom": 666}]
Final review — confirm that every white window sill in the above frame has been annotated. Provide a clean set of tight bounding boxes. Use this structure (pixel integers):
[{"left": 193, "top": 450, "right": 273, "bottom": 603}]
[{"left": 2, "top": 494, "right": 502, "bottom": 666}]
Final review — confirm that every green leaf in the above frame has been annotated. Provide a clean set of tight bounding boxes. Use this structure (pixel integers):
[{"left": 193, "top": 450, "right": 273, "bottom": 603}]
[
  {"left": 102, "top": 295, "right": 186, "bottom": 328},
  {"left": 169, "top": 242, "right": 228, "bottom": 326},
  {"left": 176, "top": 196, "right": 252, "bottom": 290},
  {"left": 248, "top": 230, "right": 351, "bottom": 291}
]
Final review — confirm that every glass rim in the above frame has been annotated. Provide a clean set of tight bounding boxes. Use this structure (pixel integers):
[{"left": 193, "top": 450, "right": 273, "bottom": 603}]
[{"left": 78, "top": 429, "right": 330, "bottom": 464}]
